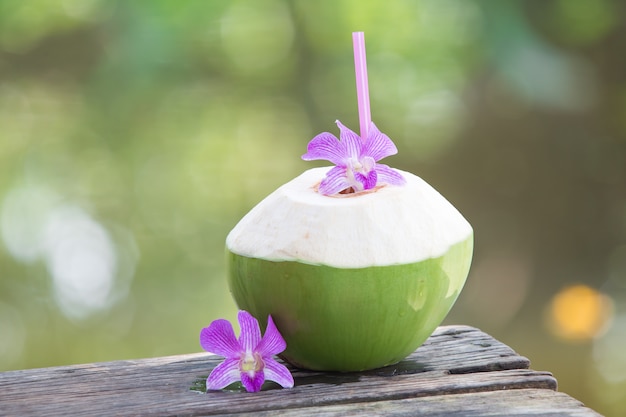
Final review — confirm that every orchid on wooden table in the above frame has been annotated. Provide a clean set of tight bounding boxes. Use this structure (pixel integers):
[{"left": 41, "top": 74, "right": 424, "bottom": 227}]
[{"left": 200, "top": 310, "right": 293, "bottom": 392}]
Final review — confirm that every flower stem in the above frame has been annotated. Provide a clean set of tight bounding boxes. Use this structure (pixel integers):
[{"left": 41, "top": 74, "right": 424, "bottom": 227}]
[{"left": 352, "top": 32, "right": 371, "bottom": 140}]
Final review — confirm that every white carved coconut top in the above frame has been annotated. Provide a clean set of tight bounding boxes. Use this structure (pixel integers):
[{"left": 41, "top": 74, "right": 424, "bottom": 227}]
[{"left": 226, "top": 167, "right": 472, "bottom": 268}]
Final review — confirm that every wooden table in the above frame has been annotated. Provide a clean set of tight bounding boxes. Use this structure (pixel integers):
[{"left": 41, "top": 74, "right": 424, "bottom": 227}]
[{"left": 0, "top": 325, "right": 601, "bottom": 416}]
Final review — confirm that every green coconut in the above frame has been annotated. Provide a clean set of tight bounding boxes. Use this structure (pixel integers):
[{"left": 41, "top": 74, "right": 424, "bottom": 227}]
[{"left": 226, "top": 167, "right": 473, "bottom": 371}]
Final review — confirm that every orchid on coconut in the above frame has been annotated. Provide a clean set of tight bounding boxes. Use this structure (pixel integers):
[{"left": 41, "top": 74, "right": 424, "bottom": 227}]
[
  {"left": 301, "top": 120, "right": 405, "bottom": 195},
  {"left": 225, "top": 33, "right": 473, "bottom": 371}
]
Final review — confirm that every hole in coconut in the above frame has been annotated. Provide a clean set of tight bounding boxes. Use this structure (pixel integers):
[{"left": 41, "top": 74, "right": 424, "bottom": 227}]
[{"left": 311, "top": 182, "right": 387, "bottom": 198}]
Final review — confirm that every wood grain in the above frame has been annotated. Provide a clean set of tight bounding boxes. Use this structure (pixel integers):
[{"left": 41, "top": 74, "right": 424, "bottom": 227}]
[
  {"left": 237, "top": 389, "right": 600, "bottom": 417},
  {"left": 235, "top": 389, "right": 602, "bottom": 417},
  {"left": 0, "top": 325, "right": 599, "bottom": 417}
]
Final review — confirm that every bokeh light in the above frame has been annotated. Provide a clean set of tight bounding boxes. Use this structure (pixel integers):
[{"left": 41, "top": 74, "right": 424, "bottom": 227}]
[
  {"left": 546, "top": 284, "right": 614, "bottom": 341},
  {"left": 1, "top": 185, "right": 136, "bottom": 320}
]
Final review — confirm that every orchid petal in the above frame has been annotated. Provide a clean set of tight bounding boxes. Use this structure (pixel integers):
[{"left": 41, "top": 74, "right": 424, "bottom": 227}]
[
  {"left": 241, "top": 370, "right": 265, "bottom": 392},
  {"left": 335, "top": 120, "right": 362, "bottom": 159},
  {"left": 256, "top": 315, "right": 287, "bottom": 357},
  {"left": 206, "top": 358, "right": 241, "bottom": 391},
  {"left": 200, "top": 319, "right": 241, "bottom": 358},
  {"left": 263, "top": 358, "right": 294, "bottom": 389},
  {"left": 238, "top": 310, "right": 262, "bottom": 354},
  {"left": 301, "top": 132, "right": 344, "bottom": 165},
  {"left": 361, "top": 122, "right": 398, "bottom": 161},
  {"left": 375, "top": 164, "right": 406, "bottom": 186},
  {"left": 318, "top": 166, "right": 352, "bottom": 195}
]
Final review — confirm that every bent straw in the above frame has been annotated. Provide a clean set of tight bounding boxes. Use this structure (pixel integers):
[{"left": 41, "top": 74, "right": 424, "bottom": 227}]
[{"left": 352, "top": 32, "right": 371, "bottom": 140}]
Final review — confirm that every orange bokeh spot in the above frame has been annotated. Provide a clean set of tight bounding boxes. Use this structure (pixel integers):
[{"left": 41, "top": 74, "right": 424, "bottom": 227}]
[{"left": 547, "top": 284, "right": 614, "bottom": 341}]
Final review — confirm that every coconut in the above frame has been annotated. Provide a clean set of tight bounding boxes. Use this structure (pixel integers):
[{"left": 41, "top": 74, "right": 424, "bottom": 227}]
[{"left": 226, "top": 166, "right": 473, "bottom": 371}]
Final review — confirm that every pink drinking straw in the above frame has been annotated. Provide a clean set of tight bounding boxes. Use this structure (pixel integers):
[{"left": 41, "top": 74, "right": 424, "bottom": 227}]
[{"left": 352, "top": 32, "right": 371, "bottom": 140}]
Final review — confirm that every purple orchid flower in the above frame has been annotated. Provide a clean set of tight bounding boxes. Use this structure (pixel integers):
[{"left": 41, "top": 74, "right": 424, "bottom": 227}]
[
  {"left": 200, "top": 310, "right": 294, "bottom": 393},
  {"left": 302, "top": 120, "right": 406, "bottom": 195}
]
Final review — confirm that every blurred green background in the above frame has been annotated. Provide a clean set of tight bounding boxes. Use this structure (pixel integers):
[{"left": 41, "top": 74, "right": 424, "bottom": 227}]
[{"left": 0, "top": 0, "right": 625, "bottom": 415}]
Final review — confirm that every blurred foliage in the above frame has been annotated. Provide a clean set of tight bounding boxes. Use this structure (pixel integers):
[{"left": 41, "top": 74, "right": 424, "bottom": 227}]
[{"left": 0, "top": 0, "right": 625, "bottom": 415}]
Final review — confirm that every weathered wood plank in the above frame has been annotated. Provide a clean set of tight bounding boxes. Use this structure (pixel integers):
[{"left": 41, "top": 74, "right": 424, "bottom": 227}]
[
  {"left": 398, "top": 325, "right": 531, "bottom": 374},
  {"left": 0, "top": 326, "right": 565, "bottom": 417},
  {"left": 0, "top": 369, "right": 557, "bottom": 417},
  {"left": 229, "top": 389, "right": 603, "bottom": 417}
]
